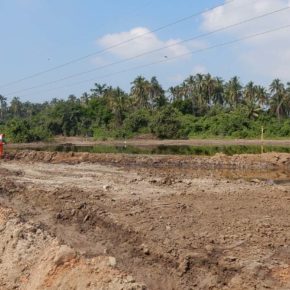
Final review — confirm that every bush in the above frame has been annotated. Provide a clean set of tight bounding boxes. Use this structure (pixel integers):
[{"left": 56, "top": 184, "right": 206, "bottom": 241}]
[
  {"left": 151, "top": 106, "right": 187, "bottom": 139},
  {"left": 3, "top": 118, "right": 50, "bottom": 143},
  {"left": 124, "top": 109, "right": 152, "bottom": 133},
  {"left": 4, "top": 119, "right": 32, "bottom": 142}
]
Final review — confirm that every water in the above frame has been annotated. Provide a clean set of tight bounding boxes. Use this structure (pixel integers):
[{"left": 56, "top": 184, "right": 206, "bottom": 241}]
[{"left": 14, "top": 144, "right": 290, "bottom": 156}]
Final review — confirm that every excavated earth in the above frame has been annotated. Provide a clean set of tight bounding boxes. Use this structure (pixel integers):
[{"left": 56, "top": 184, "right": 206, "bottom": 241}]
[{"left": 1, "top": 150, "right": 290, "bottom": 289}]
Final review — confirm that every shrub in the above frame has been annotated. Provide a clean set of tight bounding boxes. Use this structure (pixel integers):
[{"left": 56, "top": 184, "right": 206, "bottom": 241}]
[{"left": 151, "top": 106, "right": 187, "bottom": 139}]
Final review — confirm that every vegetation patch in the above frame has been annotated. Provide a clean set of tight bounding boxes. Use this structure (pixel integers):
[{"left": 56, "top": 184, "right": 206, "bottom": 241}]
[{"left": 1, "top": 74, "right": 290, "bottom": 142}]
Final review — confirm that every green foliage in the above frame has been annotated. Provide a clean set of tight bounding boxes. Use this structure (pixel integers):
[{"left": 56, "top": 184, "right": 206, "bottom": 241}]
[
  {"left": 151, "top": 106, "right": 187, "bottom": 139},
  {"left": 1, "top": 75, "right": 290, "bottom": 143},
  {"left": 124, "top": 109, "right": 152, "bottom": 133},
  {"left": 3, "top": 118, "right": 50, "bottom": 143}
]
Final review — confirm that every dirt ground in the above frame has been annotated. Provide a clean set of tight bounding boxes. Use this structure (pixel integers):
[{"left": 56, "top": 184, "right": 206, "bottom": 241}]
[{"left": 1, "top": 150, "right": 290, "bottom": 289}]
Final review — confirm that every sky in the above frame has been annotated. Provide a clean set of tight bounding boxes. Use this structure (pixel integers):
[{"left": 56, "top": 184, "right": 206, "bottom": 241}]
[{"left": 0, "top": 0, "right": 290, "bottom": 103}]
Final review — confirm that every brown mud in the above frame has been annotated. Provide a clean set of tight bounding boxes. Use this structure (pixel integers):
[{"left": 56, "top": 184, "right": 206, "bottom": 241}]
[{"left": 1, "top": 151, "right": 290, "bottom": 289}]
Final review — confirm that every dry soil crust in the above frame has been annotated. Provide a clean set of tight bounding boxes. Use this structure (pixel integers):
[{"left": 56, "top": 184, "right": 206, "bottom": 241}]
[{"left": 1, "top": 151, "right": 290, "bottom": 289}]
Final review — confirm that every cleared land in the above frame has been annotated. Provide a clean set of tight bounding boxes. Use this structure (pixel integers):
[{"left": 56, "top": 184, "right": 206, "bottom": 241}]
[{"left": 1, "top": 150, "right": 290, "bottom": 289}]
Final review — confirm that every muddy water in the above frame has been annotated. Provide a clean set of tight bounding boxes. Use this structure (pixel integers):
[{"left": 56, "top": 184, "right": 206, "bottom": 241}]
[
  {"left": 9, "top": 144, "right": 290, "bottom": 156},
  {"left": 5, "top": 145, "right": 290, "bottom": 185}
]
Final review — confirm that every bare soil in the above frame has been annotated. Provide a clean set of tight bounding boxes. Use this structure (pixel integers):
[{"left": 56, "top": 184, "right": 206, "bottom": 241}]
[{"left": 1, "top": 150, "right": 290, "bottom": 289}]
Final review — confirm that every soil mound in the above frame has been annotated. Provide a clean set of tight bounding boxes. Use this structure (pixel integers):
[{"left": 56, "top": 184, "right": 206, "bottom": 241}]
[
  {"left": 0, "top": 204, "right": 145, "bottom": 290},
  {"left": 7, "top": 150, "right": 290, "bottom": 169}
]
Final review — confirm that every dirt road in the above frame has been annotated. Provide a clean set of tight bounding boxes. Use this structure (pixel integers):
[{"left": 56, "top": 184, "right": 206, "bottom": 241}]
[{"left": 1, "top": 151, "right": 290, "bottom": 289}]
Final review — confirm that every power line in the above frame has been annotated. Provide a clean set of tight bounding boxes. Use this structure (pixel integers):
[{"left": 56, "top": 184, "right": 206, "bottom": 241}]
[
  {"left": 17, "top": 23, "right": 290, "bottom": 99},
  {"left": 0, "top": 0, "right": 235, "bottom": 89},
  {"left": 4, "top": 5, "right": 290, "bottom": 97}
]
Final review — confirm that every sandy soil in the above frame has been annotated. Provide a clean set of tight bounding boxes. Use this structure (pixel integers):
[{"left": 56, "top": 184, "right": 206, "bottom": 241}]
[{"left": 1, "top": 151, "right": 290, "bottom": 289}]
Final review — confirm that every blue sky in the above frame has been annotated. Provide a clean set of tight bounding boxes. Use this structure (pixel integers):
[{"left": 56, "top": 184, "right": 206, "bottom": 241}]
[{"left": 1, "top": 0, "right": 290, "bottom": 103}]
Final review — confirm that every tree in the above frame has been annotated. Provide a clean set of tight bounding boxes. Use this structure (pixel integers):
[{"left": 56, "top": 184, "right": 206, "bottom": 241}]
[
  {"left": 148, "top": 76, "right": 166, "bottom": 109},
  {"left": 90, "top": 83, "right": 107, "bottom": 98},
  {"left": 107, "top": 87, "right": 128, "bottom": 127},
  {"left": 256, "top": 86, "right": 268, "bottom": 107},
  {"left": 269, "top": 79, "right": 289, "bottom": 120},
  {"left": 151, "top": 106, "right": 184, "bottom": 139},
  {"left": 0, "top": 95, "right": 7, "bottom": 120},
  {"left": 130, "top": 76, "right": 150, "bottom": 109},
  {"left": 212, "top": 77, "right": 224, "bottom": 106},
  {"left": 10, "top": 97, "right": 23, "bottom": 117},
  {"left": 224, "top": 76, "right": 242, "bottom": 108}
]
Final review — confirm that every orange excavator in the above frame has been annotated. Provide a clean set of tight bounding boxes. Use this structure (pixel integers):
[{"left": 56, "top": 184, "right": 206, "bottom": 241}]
[{"left": 0, "top": 134, "right": 6, "bottom": 158}]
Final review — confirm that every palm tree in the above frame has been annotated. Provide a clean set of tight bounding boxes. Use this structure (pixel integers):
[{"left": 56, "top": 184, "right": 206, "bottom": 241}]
[
  {"left": 184, "top": 75, "right": 199, "bottom": 114},
  {"left": 224, "top": 76, "right": 242, "bottom": 108},
  {"left": 193, "top": 74, "right": 204, "bottom": 106},
  {"left": 80, "top": 92, "right": 89, "bottom": 105},
  {"left": 212, "top": 77, "right": 224, "bottom": 106},
  {"left": 107, "top": 87, "right": 128, "bottom": 127},
  {"left": 131, "top": 76, "right": 150, "bottom": 109},
  {"left": 149, "top": 76, "right": 166, "bottom": 108},
  {"left": 10, "top": 96, "right": 22, "bottom": 117},
  {"left": 90, "top": 83, "right": 107, "bottom": 98},
  {"left": 243, "top": 82, "right": 267, "bottom": 119},
  {"left": 256, "top": 86, "right": 268, "bottom": 107},
  {"left": 269, "top": 79, "right": 288, "bottom": 120},
  {"left": 168, "top": 86, "right": 178, "bottom": 102},
  {"left": 244, "top": 81, "right": 256, "bottom": 106},
  {"left": 0, "top": 95, "right": 7, "bottom": 120},
  {"left": 202, "top": 73, "right": 216, "bottom": 105}
]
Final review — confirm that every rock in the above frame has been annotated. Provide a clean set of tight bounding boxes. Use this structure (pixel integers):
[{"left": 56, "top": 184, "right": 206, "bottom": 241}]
[
  {"left": 83, "top": 214, "right": 90, "bottom": 222},
  {"left": 229, "top": 275, "right": 243, "bottom": 287},
  {"left": 178, "top": 256, "right": 190, "bottom": 275},
  {"left": 205, "top": 245, "right": 214, "bottom": 253},
  {"left": 126, "top": 275, "right": 135, "bottom": 283},
  {"left": 141, "top": 244, "right": 150, "bottom": 255},
  {"left": 53, "top": 245, "right": 76, "bottom": 266},
  {"left": 225, "top": 256, "right": 237, "bottom": 262},
  {"left": 103, "top": 185, "right": 111, "bottom": 191},
  {"left": 143, "top": 248, "right": 150, "bottom": 255},
  {"left": 108, "top": 256, "right": 117, "bottom": 267},
  {"left": 251, "top": 179, "right": 260, "bottom": 183}
]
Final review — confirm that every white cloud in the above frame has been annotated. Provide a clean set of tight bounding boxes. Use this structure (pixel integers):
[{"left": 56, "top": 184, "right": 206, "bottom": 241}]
[
  {"left": 202, "top": 0, "right": 290, "bottom": 81},
  {"left": 96, "top": 27, "right": 196, "bottom": 63},
  {"left": 202, "top": 0, "right": 290, "bottom": 32}
]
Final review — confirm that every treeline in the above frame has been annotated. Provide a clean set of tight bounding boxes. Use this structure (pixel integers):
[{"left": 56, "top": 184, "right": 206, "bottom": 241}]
[{"left": 0, "top": 74, "right": 290, "bottom": 142}]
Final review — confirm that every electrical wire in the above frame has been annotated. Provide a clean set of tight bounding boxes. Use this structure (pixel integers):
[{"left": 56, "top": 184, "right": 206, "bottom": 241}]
[
  {"left": 16, "top": 23, "right": 290, "bottom": 99},
  {"left": 0, "top": 0, "right": 235, "bottom": 89},
  {"left": 4, "top": 5, "right": 290, "bottom": 97}
]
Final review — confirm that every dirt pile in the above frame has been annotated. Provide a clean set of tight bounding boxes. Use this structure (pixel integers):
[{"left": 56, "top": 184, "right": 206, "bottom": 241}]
[
  {"left": 0, "top": 203, "right": 145, "bottom": 290},
  {"left": 6, "top": 150, "right": 290, "bottom": 169}
]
